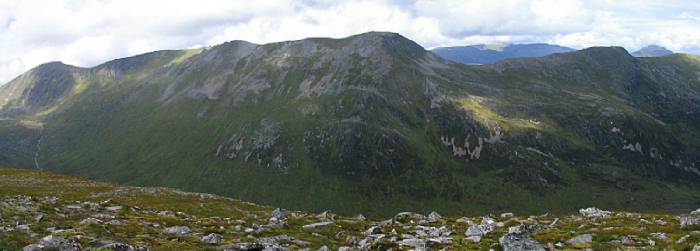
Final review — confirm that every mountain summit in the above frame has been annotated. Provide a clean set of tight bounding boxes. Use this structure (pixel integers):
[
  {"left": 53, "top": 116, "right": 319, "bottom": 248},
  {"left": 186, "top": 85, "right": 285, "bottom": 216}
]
[
  {"left": 631, "top": 45, "right": 673, "bottom": 57},
  {"left": 1, "top": 32, "right": 699, "bottom": 216}
]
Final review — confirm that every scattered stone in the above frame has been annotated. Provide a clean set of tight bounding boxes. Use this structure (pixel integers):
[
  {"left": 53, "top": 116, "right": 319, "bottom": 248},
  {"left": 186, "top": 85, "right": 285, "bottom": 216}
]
[
  {"left": 427, "top": 211, "right": 442, "bottom": 222},
  {"left": 352, "top": 214, "right": 366, "bottom": 221},
  {"left": 98, "top": 242, "right": 142, "bottom": 251},
  {"left": 365, "top": 226, "right": 382, "bottom": 236},
  {"left": 202, "top": 233, "right": 223, "bottom": 244},
  {"left": 271, "top": 208, "right": 289, "bottom": 220},
  {"left": 394, "top": 212, "right": 424, "bottom": 224},
  {"left": 499, "top": 233, "right": 546, "bottom": 251},
  {"left": 292, "top": 239, "right": 311, "bottom": 246},
  {"left": 649, "top": 232, "right": 668, "bottom": 241},
  {"left": 316, "top": 211, "right": 336, "bottom": 221},
  {"left": 579, "top": 207, "right": 611, "bottom": 218},
  {"left": 80, "top": 217, "right": 102, "bottom": 225},
  {"left": 302, "top": 221, "right": 335, "bottom": 230},
  {"left": 225, "top": 242, "right": 264, "bottom": 251},
  {"left": 65, "top": 205, "right": 82, "bottom": 210},
  {"left": 22, "top": 244, "right": 43, "bottom": 251},
  {"left": 317, "top": 246, "right": 331, "bottom": 251},
  {"left": 106, "top": 206, "right": 123, "bottom": 212},
  {"left": 397, "top": 238, "right": 426, "bottom": 249},
  {"left": 455, "top": 217, "right": 471, "bottom": 224},
  {"left": 567, "top": 234, "right": 593, "bottom": 244},
  {"left": 680, "top": 213, "right": 700, "bottom": 229},
  {"left": 416, "top": 225, "right": 451, "bottom": 238},
  {"left": 501, "top": 212, "right": 514, "bottom": 218},
  {"left": 428, "top": 236, "right": 453, "bottom": 245},
  {"left": 465, "top": 217, "right": 497, "bottom": 242},
  {"left": 23, "top": 235, "right": 82, "bottom": 251},
  {"left": 618, "top": 235, "right": 636, "bottom": 245},
  {"left": 164, "top": 226, "right": 191, "bottom": 235}
]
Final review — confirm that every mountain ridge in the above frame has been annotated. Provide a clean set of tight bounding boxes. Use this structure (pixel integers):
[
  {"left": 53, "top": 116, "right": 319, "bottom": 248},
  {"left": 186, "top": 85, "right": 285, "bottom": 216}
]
[{"left": 431, "top": 43, "right": 575, "bottom": 64}]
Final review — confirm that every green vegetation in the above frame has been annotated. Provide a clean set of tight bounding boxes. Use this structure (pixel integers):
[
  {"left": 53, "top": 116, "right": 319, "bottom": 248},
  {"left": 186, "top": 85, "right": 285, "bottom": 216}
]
[{"left": 1, "top": 167, "right": 699, "bottom": 250}]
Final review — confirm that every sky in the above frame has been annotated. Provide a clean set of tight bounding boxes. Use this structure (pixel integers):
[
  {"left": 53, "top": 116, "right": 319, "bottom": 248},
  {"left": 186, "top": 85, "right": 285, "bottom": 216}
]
[{"left": 1, "top": 0, "right": 699, "bottom": 84}]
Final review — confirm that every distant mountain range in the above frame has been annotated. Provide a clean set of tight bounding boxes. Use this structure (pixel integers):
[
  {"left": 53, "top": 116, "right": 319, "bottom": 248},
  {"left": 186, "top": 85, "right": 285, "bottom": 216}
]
[
  {"left": 431, "top": 43, "right": 575, "bottom": 64},
  {"left": 632, "top": 45, "right": 674, "bottom": 57},
  {"left": 1, "top": 32, "right": 700, "bottom": 216}
]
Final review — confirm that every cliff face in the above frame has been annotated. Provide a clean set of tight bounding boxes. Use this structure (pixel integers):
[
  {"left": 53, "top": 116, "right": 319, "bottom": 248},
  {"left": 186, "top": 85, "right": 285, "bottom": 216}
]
[{"left": 1, "top": 32, "right": 699, "bottom": 216}]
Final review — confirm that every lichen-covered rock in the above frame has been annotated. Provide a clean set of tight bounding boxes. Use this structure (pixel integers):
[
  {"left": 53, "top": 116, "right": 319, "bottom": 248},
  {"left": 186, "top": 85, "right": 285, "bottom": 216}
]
[
  {"left": 427, "top": 211, "right": 442, "bottom": 222},
  {"left": 499, "top": 233, "right": 546, "bottom": 251},
  {"left": 23, "top": 235, "right": 81, "bottom": 251},
  {"left": 271, "top": 208, "right": 289, "bottom": 220},
  {"left": 649, "top": 232, "right": 668, "bottom": 241},
  {"left": 202, "top": 233, "right": 223, "bottom": 244},
  {"left": 507, "top": 224, "right": 546, "bottom": 235},
  {"left": 680, "top": 214, "right": 700, "bottom": 229},
  {"left": 79, "top": 217, "right": 102, "bottom": 225},
  {"left": 579, "top": 207, "right": 611, "bottom": 218},
  {"left": 464, "top": 217, "right": 497, "bottom": 242},
  {"left": 302, "top": 221, "right": 335, "bottom": 230},
  {"left": 164, "top": 226, "right": 191, "bottom": 235},
  {"left": 397, "top": 238, "right": 427, "bottom": 249},
  {"left": 393, "top": 212, "right": 425, "bottom": 224},
  {"left": 567, "top": 234, "right": 592, "bottom": 244}
]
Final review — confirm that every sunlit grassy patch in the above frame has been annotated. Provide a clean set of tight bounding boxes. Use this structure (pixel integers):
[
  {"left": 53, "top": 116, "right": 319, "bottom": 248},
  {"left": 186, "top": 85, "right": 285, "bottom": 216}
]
[
  {"left": 167, "top": 48, "right": 204, "bottom": 66},
  {"left": 456, "top": 95, "right": 542, "bottom": 132}
]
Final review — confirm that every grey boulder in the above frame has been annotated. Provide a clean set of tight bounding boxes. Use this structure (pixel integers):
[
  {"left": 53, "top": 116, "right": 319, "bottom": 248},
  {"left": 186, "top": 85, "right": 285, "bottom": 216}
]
[{"left": 499, "top": 233, "right": 546, "bottom": 251}]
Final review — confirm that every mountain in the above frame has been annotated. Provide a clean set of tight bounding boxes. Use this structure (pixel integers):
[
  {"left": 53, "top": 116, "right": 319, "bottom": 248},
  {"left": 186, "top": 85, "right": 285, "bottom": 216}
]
[
  {"left": 431, "top": 43, "right": 575, "bottom": 64},
  {"left": 632, "top": 45, "right": 674, "bottom": 57},
  {"left": 2, "top": 167, "right": 700, "bottom": 250},
  {"left": 1, "top": 32, "right": 700, "bottom": 217}
]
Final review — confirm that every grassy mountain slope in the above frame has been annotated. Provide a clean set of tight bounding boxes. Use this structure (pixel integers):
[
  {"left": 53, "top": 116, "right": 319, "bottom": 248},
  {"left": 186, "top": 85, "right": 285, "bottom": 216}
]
[
  {"left": 2, "top": 167, "right": 699, "bottom": 250},
  {"left": 1, "top": 32, "right": 699, "bottom": 216}
]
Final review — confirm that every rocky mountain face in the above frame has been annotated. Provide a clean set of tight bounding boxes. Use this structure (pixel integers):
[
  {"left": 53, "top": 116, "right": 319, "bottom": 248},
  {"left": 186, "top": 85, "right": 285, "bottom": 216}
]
[
  {"left": 431, "top": 43, "right": 575, "bottom": 64},
  {"left": 632, "top": 45, "right": 674, "bottom": 57},
  {"left": 1, "top": 32, "right": 700, "bottom": 216},
  {"left": 2, "top": 167, "right": 700, "bottom": 250}
]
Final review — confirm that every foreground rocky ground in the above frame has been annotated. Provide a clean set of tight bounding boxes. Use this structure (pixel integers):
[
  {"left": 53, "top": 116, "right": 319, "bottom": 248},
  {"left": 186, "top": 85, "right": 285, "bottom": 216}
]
[{"left": 1, "top": 167, "right": 699, "bottom": 250}]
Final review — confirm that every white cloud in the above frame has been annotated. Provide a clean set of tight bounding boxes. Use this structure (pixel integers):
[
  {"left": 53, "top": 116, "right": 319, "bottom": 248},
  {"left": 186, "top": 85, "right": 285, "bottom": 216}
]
[{"left": 0, "top": 0, "right": 699, "bottom": 84}]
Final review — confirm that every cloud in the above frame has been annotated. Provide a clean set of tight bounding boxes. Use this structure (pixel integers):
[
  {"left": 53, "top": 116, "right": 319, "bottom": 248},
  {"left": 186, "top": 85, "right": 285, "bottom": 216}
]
[{"left": 0, "top": 0, "right": 699, "bottom": 84}]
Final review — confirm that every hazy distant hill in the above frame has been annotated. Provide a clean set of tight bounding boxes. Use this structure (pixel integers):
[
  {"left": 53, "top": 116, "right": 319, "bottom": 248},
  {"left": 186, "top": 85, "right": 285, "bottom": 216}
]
[
  {"left": 431, "top": 43, "right": 575, "bottom": 64},
  {"left": 632, "top": 45, "right": 674, "bottom": 57}
]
